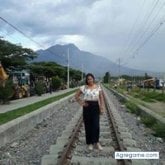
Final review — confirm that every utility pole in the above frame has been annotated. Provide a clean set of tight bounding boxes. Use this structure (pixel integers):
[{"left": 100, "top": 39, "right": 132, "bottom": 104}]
[
  {"left": 162, "top": 73, "right": 165, "bottom": 94},
  {"left": 67, "top": 48, "right": 70, "bottom": 89},
  {"left": 118, "top": 58, "right": 121, "bottom": 79},
  {"left": 81, "top": 64, "right": 84, "bottom": 81}
]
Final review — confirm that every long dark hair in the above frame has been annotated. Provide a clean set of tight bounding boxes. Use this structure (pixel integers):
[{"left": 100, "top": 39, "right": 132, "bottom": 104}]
[{"left": 85, "top": 73, "right": 95, "bottom": 85}]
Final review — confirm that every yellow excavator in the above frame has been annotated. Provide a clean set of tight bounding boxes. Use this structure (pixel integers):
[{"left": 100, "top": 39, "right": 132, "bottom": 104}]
[
  {"left": 0, "top": 63, "right": 30, "bottom": 99},
  {"left": 10, "top": 70, "right": 30, "bottom": 99}
]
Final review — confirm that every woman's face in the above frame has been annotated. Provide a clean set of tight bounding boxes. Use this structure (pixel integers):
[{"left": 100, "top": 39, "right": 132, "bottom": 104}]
[{"left": 87, "top": 75, "right": 94, "bottom": 85}]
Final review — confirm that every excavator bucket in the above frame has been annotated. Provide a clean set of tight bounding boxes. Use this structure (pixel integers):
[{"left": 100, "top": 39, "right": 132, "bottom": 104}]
[{"left": 0, "top": 64, "right": 9, "bottom": 81}]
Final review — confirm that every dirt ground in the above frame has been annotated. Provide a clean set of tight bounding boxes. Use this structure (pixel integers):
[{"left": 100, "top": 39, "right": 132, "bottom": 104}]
[{"left": 144, "top": 101, "right": 165, "bottom": 118}]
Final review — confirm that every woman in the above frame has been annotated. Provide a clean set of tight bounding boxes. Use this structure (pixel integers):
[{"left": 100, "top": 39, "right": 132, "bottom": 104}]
[{"left": 75, "top": 73, "right": 105, "bottom": 150}]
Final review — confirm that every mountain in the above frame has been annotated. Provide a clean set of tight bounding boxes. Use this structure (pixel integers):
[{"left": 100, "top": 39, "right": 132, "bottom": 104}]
[{"left": 34, "top": 44, "right": 152, "bottom": 77}]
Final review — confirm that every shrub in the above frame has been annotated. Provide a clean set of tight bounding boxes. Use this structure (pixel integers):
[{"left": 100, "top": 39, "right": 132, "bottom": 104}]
[
  {"left": 141, "top": 115, "right": 157, "bottom": 127},
  {"left": 125, "top": 101, "right": 140, "bottom": 115},
  {"left": 52, "top": 76, "right": 62, "bottom": 90},
  {"left": 0, "top": 79, "right": 14, "bottom": 104},
  {"left": 156, "top": 93, "right": 165, "bottom": 102},
  {"left": 35, "top": 81, "right": 45, "bottom": 96},
  {"left": 153, "top": 123, "right": 165, "bottom": 138},
  {"left": 70, "top": 81, "right": 77, "bottom": 88}
]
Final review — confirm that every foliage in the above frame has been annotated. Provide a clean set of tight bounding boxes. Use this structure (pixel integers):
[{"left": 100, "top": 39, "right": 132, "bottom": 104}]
[
  {"left": 114, "top": 82, "right": 165, "bottom": 138},
  {"left": 0, "top": 79, "right": 14, "bottom": 104},
  {"left": 141, "top": 115, "right": 157, "bottom": 127},
  {"left": 140, "top": 115, "right": 165, "bottom": 138},
  {"left": 156, "top": 93, "right": 165, "bottom": 102},
  {"left": 103, "top": 72, "right": 110, "bottom": 83},
  {"left": 141, "top": 115, "right": 165, "bottom": 138},
  {"left": 35, "top": 80, "right": 45, "bottom": 96},
  {"left": 153, "top": 123, "right": 165, "bottom": 138},
  {"left": 0, "top": 39, "right": 83, "bottom": 92},
  {"left": 30, "top": 62, "right": 82, "bottom": 86},
  {"left": 69, "top": 68, "right": 82, "bottom": 81},
  {"left": 52, "top": 76, "right": 62, "bottom": 90},
  {"left": 0, "top": 39, "right": 37, "bottom": 69},
  {"left": 125, "top": 101, "right": 140, "bottom": 115},
  {"left": 125, "top": 98, "right": 165, "bottom": 138},
  {"left": 132, "top": 91, "right": 165, "bottom": 102},
  {"left": 117, "top": 83, "right": 165, "bottom": 103}
]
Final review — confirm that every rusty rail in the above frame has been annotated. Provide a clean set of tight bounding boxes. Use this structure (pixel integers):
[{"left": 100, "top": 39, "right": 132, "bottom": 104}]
[{"left": 56, "top": 116, "right": 83, "bottom": 165}]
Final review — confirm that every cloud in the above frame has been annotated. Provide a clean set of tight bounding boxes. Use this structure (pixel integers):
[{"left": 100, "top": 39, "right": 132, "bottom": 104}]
[{"left": 0, "top": 0, "right": 165, "bottom": 72}]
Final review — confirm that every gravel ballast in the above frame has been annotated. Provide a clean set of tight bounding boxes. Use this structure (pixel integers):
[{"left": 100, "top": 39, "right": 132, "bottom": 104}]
[
  {"left": 0, "top": 90, "right": 165, "bottom": 165},
  {"left": 107, "top": 90, "right": 165, "bottom": 165},
  {"left": 0, "top": 99, "right": 80, "bottom": 165}
]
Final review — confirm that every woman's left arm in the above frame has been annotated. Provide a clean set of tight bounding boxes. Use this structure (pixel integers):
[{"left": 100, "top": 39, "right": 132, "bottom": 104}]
[{"left": 99, "top": 90, "right": 105, "bottom": 113}]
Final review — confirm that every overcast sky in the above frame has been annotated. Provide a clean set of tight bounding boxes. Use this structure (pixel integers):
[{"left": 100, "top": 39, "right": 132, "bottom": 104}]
[{"left": 0, "top": 0, "right": 165, "bottom": 74}]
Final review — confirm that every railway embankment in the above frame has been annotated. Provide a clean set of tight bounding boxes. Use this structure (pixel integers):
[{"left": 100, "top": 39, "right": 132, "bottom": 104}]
[
  {"left": 0, "top": 93, "right": 75, "bottom": 148},
  {"left": 109, "top": 88, "right": 165, "bottom": 126}
]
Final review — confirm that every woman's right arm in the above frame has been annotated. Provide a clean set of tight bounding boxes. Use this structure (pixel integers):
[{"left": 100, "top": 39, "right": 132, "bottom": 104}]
[{"left": 75, "top": 89, "right": 84, "bottom": 106}]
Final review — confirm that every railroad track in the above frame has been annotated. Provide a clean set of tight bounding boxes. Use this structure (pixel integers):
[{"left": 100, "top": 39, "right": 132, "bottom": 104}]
[{"left": 42, "top": 87, "right": 150, "bottom": 165}]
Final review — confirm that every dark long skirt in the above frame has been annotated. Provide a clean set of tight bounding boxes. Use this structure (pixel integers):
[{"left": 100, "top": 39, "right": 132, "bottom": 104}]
[{"left": 83, "top": 101, "right": 100, "bottom": 144}]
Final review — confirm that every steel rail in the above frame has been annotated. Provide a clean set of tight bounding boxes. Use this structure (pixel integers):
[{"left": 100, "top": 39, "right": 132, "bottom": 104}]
[
  {"left": 56, "top": 116, "right": 83, "bottom": 165},
  {"left": 103, "top": 87, "right": 131, "bottom": 165}
]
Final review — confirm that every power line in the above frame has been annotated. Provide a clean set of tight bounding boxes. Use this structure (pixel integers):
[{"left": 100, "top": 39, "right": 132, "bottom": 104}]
[
  {"left": 128, "top": 0, "right": 163, "bottom": 56},
  {"left": 117, "top": 0, "right": 146, "bottom": 64},
  {"left": 134, "top": 20, "right": 165, "bottom": 53},
  {"left": 126, "top": 0, "right": 160, "bottom": 56},
  {"left": 129, "top": 1, "right": 165, "bottom": 58},
  {"left": 137, "top": 1, "right": 165, "bottom": 41},
  {"left": 123, "top": 0, "right": 146, "bottom": 57},
  {"left": 121, "top": 0, "right": 165, "bottom": 67},
  {"left": 0, "top": 16, "right": 68, "bottom": 60},
  {"left": 0, "top": 17, "right": 43, "bottom": 48},
  {"left": 121, "top": 20, "right": 164, "bottom": 68}
]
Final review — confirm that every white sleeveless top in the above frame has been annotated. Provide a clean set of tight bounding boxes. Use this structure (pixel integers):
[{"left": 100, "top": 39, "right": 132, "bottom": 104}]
[{"left": 80, "top": 85, "right": 102, "bottom": 101}]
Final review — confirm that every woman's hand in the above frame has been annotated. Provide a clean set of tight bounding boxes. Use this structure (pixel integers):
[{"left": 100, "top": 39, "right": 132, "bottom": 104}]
[
  {"left": 81, "top": 101, "right": 88, "bottom": 107},
  {"left": 99, "top": 107, "right": 105, "bottom": 115},
  {"left": 76, "top": 99, "right": 88, "bottom": 107}
]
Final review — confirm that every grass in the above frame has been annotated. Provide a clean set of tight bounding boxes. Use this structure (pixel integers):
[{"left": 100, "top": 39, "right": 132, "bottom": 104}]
[
  {"left": 125, "top": 100, "right": 165, "bottom": 138},
  {"left": 125, "top": 100, "right": 141, "bottom": 116},
  {"left": 0, "top": 90, "right": 76, "bottom": 125},
  {"left": 109, "top": 84, "right": 165, "bottom": 103},
  {"left": 130, "top": 90, "right": 165, "bottom": 102},
  {"left": 140, "top": 116, "right": 165, "bottom": 138},
  {"left": 153, "top": 123, "right": 165, "bottom": 138},
  {"left": 141, "top": 115, "right": 157, "bottom": 127}
]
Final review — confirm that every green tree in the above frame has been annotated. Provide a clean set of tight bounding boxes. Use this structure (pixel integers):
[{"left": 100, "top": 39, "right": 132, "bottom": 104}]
[
  {"left": 0, "top": 39, "right": 37, "bottom": 69},
  {"left": 52, "top": 76, "right": 62, "bottom": 90},
  {"left": 30, "top": 62, "right": 66, "bottom": 79},
  {"left": 30, "top": 62, "right": 82, "bottom": 86},
  {"left": 103, "top": 72, "right": 110, "bottom": 83}
]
